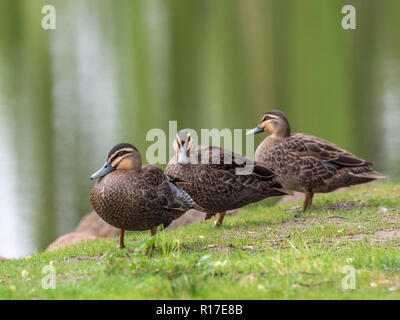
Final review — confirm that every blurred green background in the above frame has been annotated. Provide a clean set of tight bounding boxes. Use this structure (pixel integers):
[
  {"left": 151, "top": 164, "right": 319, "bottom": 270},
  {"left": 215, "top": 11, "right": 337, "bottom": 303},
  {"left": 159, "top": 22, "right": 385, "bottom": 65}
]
[{"left": 0, "top": 0, "right": 399, "bottom": 258}]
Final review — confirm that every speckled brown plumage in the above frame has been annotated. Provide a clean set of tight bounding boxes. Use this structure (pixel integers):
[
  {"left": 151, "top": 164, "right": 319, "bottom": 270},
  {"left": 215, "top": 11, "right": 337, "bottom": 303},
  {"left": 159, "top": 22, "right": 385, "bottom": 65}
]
[
  {"left": 250, "top": 110, "right": 385, "bottom": 212},
  {"left": 255, "top": 133, "right": 384, "bottom": 193},
  {"left": 165, "top": 144, "right": 287, "bottom": 220},
  {"left": 90, "top": 144, "right": 196, "bottom": 243},
  {"left": 91, "top": 165, "right": 193, "bottom": 231}
]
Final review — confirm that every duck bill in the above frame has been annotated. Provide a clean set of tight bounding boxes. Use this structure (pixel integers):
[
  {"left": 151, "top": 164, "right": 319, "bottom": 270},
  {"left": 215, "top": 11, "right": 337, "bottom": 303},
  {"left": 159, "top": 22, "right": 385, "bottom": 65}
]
[
  {"left": 246, "top": 125, "right": 264, "bottom": 136},
  {"left": 177, "top": 145, "right": 190, "bottom": 165},
  {"left": 90, "top": 162, "right": 115, "bottom": 180}
]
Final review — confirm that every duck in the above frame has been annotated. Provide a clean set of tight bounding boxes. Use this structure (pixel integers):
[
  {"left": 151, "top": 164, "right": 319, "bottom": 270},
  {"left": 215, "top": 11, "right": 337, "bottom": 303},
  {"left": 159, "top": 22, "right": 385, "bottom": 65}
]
[
  {"left": 247, "top": 110, "right": 385, "bottom": 214},
  {"left": 90, "top": 143, "right": 198, "bottom": 249},
  {"left": 165, "top": 130, "right": 287, "bottom": 226}
]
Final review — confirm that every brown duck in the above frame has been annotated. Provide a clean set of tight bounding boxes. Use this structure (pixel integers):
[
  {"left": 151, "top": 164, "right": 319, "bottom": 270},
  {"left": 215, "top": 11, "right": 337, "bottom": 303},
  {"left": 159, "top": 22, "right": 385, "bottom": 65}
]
[
  {"left": 90, "top": 143, "right": 197, "bottom": 249},
  {"left": 247, "top": 110, "right": 385, "bottom": 214},
  {"left": 165, "top": 130, "right": 287, "bottom": 226}
]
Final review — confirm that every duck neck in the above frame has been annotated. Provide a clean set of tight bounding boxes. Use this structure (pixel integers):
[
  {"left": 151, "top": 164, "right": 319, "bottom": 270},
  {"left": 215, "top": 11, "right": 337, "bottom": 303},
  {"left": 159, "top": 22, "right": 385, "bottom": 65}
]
[
  {"left": 270, "top": 130, "right": 290, "bottom": 141},
  {"left": 264, "top": 134, "right": 285, "bottom": 147},
  {"left": 274, "top": 120, "right": 291, "bottom": 139}
]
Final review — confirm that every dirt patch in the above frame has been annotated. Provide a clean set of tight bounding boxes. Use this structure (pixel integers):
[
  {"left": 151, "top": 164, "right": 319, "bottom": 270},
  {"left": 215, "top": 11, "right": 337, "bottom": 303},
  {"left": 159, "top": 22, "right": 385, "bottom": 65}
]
[
  {"left": 376, "top": 214, "right": 400, "bottom": 224},
  {"left": 345, "top": 228, "right": 400, "bottom": 243},
  {"left": 284, "top": 201, "right": 370, "bottom": 216},
  {"left": 325, "top": 201, "right": 369, "bottom": 211},
  {"left": 61, "top": 254, "right": 105, "bottom": 264},
  {"left": 374, "top": 229, "right": 400, "bottom": 241},
  {"left": 280, "top": 217, "right": 356, "bottom": 229},
  {"left": 280, "top": 220, "right": 309, "bottom": 229},
  {"left": 205, "top": 243, "right": 265, "bottom": 253},
  {"left": 228, "top": 229, "right": 264, "bottom": 239},
  {"left": 206, "top": 244, "right": 233, "bottom": 253}
]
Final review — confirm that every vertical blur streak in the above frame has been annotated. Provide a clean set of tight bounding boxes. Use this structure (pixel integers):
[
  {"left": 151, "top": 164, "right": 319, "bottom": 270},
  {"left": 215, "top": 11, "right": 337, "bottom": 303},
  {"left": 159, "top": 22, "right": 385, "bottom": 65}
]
[
  {"left": 375, "top": 0, "right": 400, "bottom": 177},
  {"left": 0, "top": 0, "right": 57, "bottom": 255},
  {"left": 237, "top": 0, "right": 275, "bottom": 113},
  {"left": 0, "top": 0, "right": 399, "bottom": 258},
  {"left": 50, "top": 0, "right": 119, "bottom": 239},
  {"left": 22, "top": 0, "right": 56, "bottom": 253}
]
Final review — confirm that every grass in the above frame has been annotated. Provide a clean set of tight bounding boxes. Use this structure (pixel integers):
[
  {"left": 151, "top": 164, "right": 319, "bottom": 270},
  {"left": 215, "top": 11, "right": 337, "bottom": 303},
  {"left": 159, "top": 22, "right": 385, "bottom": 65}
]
[{"left": 1, "top": 183, "right": 400, "bottom": 299}]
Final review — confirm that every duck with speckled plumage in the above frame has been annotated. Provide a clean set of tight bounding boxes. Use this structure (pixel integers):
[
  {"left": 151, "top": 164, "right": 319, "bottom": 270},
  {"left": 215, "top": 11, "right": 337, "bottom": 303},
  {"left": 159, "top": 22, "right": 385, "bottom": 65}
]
[
  {"left": 165, "top": 130, "right": 287, "bottom": 226},
  {"left": 90, "top": 143, "right": 199, "bottom": 250},
  {"left": 247, "top": 110, "right": 385, "bottom": 215}
]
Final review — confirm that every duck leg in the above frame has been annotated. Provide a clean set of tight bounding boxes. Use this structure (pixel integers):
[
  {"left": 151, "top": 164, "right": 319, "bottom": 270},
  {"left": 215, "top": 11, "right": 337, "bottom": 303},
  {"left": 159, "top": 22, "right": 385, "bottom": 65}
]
[
  {"left": 295, "top": 192, "right": 314, "bottom": 218},
  {"left": 119, "top": 229, "right": 125, "bottom": 249},
  {"left": 302, "top": 191, "right": 314, "bottom": 211},
  {"left": 215, "top": 211, "right": 226, "bottom": 227},
  {"left": 304, "top": 191, "right": 314, "bottom": 211},
  {"left": 146, "top": 226, "right": 157, "bottom": 254}
]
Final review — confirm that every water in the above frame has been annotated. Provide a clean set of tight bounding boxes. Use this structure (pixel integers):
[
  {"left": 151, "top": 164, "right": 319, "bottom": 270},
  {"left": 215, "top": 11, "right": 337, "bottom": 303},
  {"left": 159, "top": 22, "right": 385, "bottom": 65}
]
[{"left": 0, "top": 0, "right": 399, "bottom": 258}]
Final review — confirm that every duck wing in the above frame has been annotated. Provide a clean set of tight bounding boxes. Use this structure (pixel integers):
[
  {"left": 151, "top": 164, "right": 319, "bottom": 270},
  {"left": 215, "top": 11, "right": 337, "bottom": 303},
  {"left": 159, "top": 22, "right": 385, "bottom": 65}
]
[
  {"left": 266, "top": 134, "right": 385, "bottom": 189},
  {"left": 196, "top": 146, "right": 278, "bottom": 179},
  {"left": 286, "top": 134, "right": 370, "bottom": 168},
  {"left": 140, "top": 164, "right": 203, "bottom": 212},
  {"left": 165, "top": 179, "right": 204, "bottom": 211},
  {"left": 196, "top": 146, "right": 287, "bottom": 196}
]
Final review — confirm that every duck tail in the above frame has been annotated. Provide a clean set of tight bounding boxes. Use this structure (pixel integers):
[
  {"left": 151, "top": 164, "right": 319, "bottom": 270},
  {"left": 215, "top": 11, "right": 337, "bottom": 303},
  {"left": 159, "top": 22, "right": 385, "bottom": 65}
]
[
  {"left": 193, "top": 204, "right": 206, "bottom": 212},
  {"left": 352, "top": 170, "right": 386, "bottom": 180},
  {"left": 167, "top": 181, "right": 198, "bottom": 211},
  {"left": 271, "top": 187, "right": 291, "bottom": 196},
  {"left": 275, "top": 188, "right": 292, "bottom": 196},
  {"left": 270, "top": 181, "right": 291, "bottom": 196}
]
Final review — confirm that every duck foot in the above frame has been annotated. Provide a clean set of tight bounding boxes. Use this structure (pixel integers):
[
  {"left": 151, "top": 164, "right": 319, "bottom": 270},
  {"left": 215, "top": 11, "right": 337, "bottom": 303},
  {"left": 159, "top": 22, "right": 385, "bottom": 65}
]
[
  {"left": 285, "top": 205, "right": 302, "bottom": 214},
  {"left": 293, "top": 191, "right": 314, "bottom": 218},
  {"left": 294, "top": 211, "right": 302, "bottom": 218}
]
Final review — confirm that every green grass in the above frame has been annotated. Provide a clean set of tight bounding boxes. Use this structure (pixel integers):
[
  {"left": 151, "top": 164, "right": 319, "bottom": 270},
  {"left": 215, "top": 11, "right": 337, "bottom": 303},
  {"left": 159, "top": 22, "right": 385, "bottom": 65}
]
[{"left": 1, "top": 183, "right": 400, "bottom": 299}]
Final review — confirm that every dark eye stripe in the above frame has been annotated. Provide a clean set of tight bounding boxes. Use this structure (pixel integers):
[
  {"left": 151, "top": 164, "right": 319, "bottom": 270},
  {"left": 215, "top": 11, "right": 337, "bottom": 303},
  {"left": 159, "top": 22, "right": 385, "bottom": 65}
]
[
  {"left": 262, "top": 115, "right": 275, "bottom": 122},
  {"left": 108, "top": 150, "right": 130, "bottom": 164}
]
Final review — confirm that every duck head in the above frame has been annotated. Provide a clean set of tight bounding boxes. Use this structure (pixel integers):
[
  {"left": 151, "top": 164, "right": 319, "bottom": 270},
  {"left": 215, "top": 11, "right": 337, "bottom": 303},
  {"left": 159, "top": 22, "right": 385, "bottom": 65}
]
[
  {"left": 247, "top": 110, "right": 291, "bottom": 138},
  {"left": 90, "top": 143, "right": 142, "bottom": 180},
  {"left": 173, "top": 130, "right": 195, "bottom": 165}
]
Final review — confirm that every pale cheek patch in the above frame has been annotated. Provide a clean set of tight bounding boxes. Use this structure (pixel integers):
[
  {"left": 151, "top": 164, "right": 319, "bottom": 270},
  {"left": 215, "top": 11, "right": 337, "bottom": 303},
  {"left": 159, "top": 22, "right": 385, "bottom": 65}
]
[
  {"left": 116, "top": 158, "right": 133, "bottom": 170},
  {"left": 111, "top": 155, "right": 130, "bottom": 168},
  {"left": 263, "top": 121, "right": 274, "bottom": 133}
]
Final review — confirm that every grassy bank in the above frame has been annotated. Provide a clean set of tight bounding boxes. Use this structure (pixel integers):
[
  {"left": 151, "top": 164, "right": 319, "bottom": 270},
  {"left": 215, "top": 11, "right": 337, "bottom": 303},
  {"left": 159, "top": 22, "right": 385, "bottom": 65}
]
[{"left": 1, "top": 183, "right": 400, "bottom": 299}]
